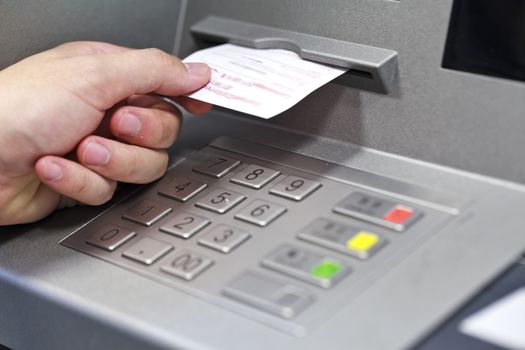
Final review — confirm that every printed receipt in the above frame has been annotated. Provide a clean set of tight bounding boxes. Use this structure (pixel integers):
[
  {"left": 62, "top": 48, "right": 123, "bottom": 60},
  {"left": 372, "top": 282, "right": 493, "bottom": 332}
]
[{"left": 183, "top": 44, "right": 347, "bottom": 119}]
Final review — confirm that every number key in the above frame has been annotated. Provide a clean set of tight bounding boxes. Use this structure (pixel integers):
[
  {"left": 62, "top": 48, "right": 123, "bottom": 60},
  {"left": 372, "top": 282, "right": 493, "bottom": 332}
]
[
  {"left": 161, "top": 250, "right": 213, "bottom": 281},
  {"left": 86, "top": 224, "right": 136, "bottom": 251},
  {"left": 235, "top": 199, "right": 287, "bottom": 227},
  {"left": 193, "top": 154, "right": 241, "bottom": 178},
  {"left": 198, "top": 224, "right": 251, "bottom": 253},
  {"left": 230, "top": 164, "right": 280, "bottom": 189},
  {"left": 269, "top": 175, "right": 321, "bottom": 201},
  {"left": 122, "top": 200, "right": 172, "bottom": 226},
  {"left": 195, "top": 187, "right": 246, "bottom": 214},
  {"left": 158, "top": 176, "right": 207, "bottom": 202},
  {"left": 160, "top": 212, "right": 210, "bottom": 239}
]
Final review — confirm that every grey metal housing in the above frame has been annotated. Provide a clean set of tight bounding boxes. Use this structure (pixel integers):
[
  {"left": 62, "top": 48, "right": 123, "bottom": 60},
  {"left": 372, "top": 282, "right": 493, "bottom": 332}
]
[{"left": 1, "top": 1, "right": 525, "bottom": 350}]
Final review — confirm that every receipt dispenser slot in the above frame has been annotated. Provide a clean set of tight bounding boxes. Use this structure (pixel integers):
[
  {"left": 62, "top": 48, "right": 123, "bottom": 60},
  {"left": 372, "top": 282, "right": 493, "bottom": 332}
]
[{"left": 190, "top": 16, "right": 398, "bottom": 93}]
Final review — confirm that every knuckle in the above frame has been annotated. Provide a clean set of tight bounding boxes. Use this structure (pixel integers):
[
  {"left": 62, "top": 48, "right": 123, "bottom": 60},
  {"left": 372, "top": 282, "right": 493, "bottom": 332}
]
[
  {"left": 71, "top": 58, "right": 111, "bottom": 107},
  {"left": 123, "top": 150, "right": 139, "bottom": 180},
  {"left": 159, "top": 112, "right": 178, "bottom": 146},
  {"left": 99, "top": 182, "right": 117, "bottom": 204},
  {"left": 137, "top": 48, "right": 180, "bottom": 90},
  {"left": 118, "top": 147, "right": 168, "bottom": 184},
  {"left": 141, "top": 48, "right": 172, "bottom": 66},
  {"left": 153, "top": 152, "right": 169, "bottom": 180},
  {"left": 71, "top": 171, "right": 112, "bottom": 206},
  {"left": 74, "top": 172, "right": 90, "bottom": 199}
]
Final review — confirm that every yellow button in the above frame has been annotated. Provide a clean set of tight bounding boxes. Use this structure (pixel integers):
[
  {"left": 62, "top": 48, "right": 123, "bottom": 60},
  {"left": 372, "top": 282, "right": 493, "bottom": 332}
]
[{"left": 346, "top": 231, "right": 379, "bottom": 252}]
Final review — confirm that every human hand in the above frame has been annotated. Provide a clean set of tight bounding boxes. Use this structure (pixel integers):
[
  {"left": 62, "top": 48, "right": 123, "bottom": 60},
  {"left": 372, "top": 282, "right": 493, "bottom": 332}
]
[{"left": 0, "top": 41, "right": 211, "bottom": 225}]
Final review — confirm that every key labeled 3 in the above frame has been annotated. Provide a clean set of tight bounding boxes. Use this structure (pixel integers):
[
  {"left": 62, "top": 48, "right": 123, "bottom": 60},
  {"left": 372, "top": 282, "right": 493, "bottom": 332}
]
[{"left": 198, "top": 224, "right": 251, "bottom": 253}]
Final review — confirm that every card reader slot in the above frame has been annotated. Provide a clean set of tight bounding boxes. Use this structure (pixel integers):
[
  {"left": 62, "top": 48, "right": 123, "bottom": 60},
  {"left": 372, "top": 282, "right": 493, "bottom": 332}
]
[{"left": 190, "top": 16, "right": 398, "bottom": 94}]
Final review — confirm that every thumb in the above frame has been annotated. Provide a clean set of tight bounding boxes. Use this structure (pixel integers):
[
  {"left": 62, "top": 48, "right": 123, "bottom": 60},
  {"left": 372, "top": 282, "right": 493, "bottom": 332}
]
[{"left": 77, "top": 48, "right": 210, "bottom": 110}]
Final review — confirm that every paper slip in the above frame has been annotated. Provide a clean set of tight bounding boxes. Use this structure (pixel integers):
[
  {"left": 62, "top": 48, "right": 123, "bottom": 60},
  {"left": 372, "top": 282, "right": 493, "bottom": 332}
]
[
  {"left": 182, "top": 44, "right": 347, "bottom": 119},
  {"left": 459, "top": 287, "right": 525, "bottom": 349}
]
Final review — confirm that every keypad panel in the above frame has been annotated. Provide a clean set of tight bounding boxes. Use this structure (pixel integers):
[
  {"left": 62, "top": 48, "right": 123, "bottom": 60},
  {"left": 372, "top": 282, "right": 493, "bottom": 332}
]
[{"left": 61, "top": 140, "right": 452, "bottom": 336}]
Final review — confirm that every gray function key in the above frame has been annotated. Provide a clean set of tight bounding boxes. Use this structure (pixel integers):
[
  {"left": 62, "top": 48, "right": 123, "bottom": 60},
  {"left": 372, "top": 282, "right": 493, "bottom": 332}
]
[
  {"left": 261, "top": 244, "right": 351, "bottom": 288},
  {"left": 86, "top": 224, "right": 136, "bottom": 251},
  {"left": 160, "top": 212, "right": 210, "bottom": 239},
  {"left": 198, "top": 224, "right": 251, "bottom": 253},
  {"left": 195, "top": 187, "right": 246, "bottom": 214},
  {"left": 161, "top": 250, "right": 213, "bottom": 281},
  {"left": 270, "top": 175, "right": 321, "bottom": 201},
  {"left": 333, "top": 192, "right": 422, "bottom": 231},
  {"left": 223, "top": 271, "right": 314, "bottom": 319},
  {"left": 158, "top": 176, "right": 207, "bottom": 202},
  {"left": 122, "top": 237, "right": 173, "bottom": 265},
  {"left": 122, "top": 199, "right": 172, "bottom": 226},
  {"left": 234, "top": 199, "right": 286, "bottom": 227},
  {"left": 297, "top": 218, "right": 387, "bottom": 260},
  {"left": 193, "top": 154, "right": 241, "bottom": 178},
  {"left": 230, "top": 164, "right": 280, "bottom": 189}
]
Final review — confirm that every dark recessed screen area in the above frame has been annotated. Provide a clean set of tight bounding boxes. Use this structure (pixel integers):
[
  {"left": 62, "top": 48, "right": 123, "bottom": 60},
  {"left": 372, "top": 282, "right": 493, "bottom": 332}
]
[{"left": 443, "top": 0, "right": 525, "bottom": 83}]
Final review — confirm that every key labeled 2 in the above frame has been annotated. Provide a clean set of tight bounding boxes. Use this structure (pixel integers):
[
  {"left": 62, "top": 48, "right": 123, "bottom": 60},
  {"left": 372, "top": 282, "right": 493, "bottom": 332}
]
[{"left": 160, "top": 212, "right": 211, "bottom": 239}]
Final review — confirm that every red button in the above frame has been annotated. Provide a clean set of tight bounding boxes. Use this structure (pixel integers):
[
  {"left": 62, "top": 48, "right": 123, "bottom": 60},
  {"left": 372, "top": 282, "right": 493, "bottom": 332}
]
[{"left": 383, "top": 205, "right": 413, "bottom": 223}]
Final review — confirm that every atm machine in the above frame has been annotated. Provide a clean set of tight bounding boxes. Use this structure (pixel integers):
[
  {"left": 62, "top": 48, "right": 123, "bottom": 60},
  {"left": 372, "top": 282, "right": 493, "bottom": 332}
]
[{"left": 1, "top": 1, "right": 525, "bottom": 349}]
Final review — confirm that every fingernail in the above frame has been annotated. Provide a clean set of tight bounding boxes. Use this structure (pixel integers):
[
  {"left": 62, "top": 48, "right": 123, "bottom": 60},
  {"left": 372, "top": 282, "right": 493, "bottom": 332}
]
[
  {"left": 118, "top": 111, "right": 141, "bottom": 136},
  {"left": 82, "top": 141, "right": 110, "bottom": 166},
  {"left": 184, "top": 62, "right": 210, "bottom": 77},
  {"left": 41, "top": 161, "right": 63, "bottom": 182}
]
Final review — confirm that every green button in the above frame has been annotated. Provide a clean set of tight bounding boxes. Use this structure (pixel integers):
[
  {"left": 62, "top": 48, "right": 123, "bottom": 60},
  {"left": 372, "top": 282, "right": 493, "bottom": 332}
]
[{"left": 311, "top": 260, "right": 341, "bottom": 279}]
